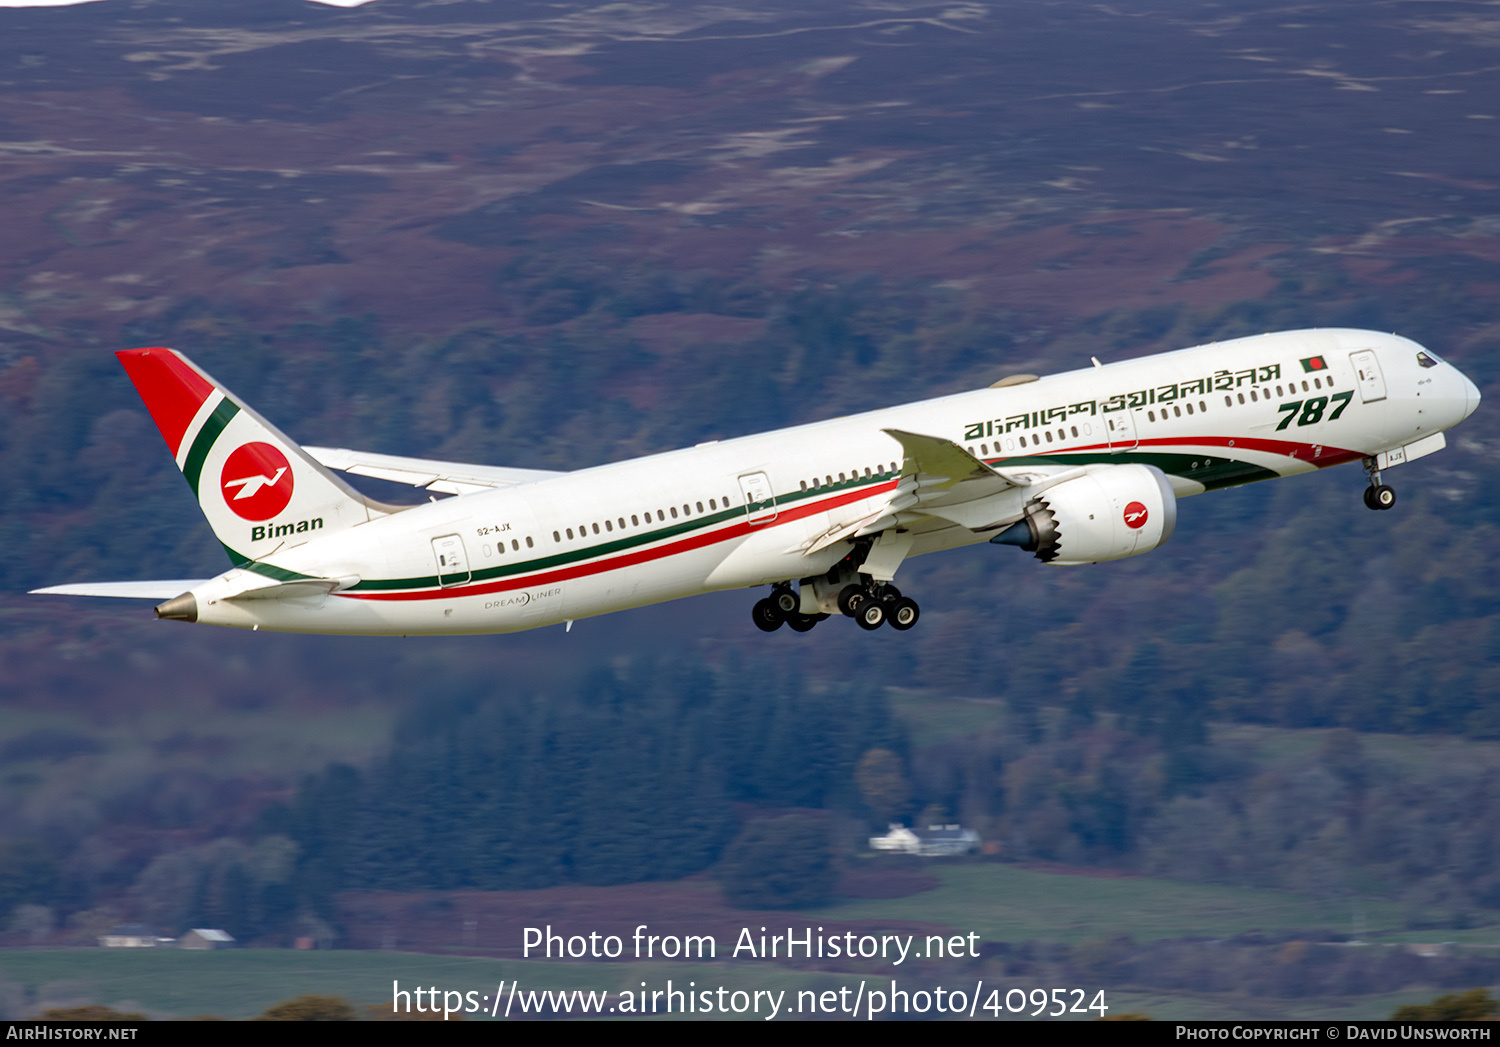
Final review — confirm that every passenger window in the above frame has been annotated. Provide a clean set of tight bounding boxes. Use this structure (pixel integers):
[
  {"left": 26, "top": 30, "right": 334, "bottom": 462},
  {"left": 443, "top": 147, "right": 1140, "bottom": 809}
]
[
  {"left": 631, "top": 515, "right": 639, "bottom": 526},
  {"left": 605, "top": 520, "right": 613, "bottom": 532},
  {"left": 670, "top": 507, "right": 678, "bottom": 519},
  {"left": 696, "top": 501, "right": 703, "bottom": 513},
  {"left": 553, "top": 531, "right": 560, "bottom": 543},
  {"left": 525, "top": 537, "right": 533, "bottom": 548},
  {"left": 1071, "top": 426, "right": 1078, "bottom": 438},
  {"left": 566, "top": 528, "right": 574, "bottom": 539},
  {"left": 1185, "top": 402, "right": 1194, "bottom": 415},
  {"left": 511, "top": 539, "right": 519, "bottom": 551},
  {"left": 1148, "top": 411, "right": 1156, "bottom": 422},
  {"left": 1174, "top": 405, "right": 1181, "bottom": 417}
]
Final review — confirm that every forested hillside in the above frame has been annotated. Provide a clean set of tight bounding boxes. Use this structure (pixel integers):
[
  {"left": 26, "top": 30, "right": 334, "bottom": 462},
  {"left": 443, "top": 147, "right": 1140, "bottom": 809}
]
[{"left": 2, "top": 0, "right": 1500, "bottom": 966}]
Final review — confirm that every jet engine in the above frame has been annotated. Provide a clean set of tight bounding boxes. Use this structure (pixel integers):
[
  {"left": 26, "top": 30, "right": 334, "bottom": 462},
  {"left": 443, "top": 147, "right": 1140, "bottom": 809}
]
[{"left": 991, "top": 464, "right": 1176, "bottom": 565}]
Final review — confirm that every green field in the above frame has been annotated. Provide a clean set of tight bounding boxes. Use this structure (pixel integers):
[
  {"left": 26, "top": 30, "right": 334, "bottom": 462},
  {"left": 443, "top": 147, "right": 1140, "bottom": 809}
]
[
  {"left": 814, "top": 864, "right": 1433, "bottom": 945},
  {"left": 0, "top": 947, "right": 1473, "bottom": 1021},
  {"left": 2, "top": 862, "right": 1495, "bottom": 1019}
]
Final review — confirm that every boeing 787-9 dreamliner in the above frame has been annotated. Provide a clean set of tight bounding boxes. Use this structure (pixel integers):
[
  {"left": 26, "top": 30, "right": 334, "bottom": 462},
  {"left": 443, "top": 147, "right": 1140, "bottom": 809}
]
[{"left": 32, "top": 329, "right": 1480, "bottom": 635}]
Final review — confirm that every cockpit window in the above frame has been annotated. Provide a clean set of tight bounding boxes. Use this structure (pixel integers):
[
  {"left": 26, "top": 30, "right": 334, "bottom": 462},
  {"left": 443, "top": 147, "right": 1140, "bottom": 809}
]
[{"left": 1416, "top": 351, "right": 1441, "bottom": 369}]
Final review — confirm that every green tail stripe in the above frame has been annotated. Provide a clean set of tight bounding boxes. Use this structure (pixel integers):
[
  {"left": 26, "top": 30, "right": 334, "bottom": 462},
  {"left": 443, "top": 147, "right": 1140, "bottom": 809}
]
[
  {"left": 220, "top": 544, "right": 315, "bottom": 581},
  {"left": 241, "top": 560, "right": 315, "bottom": 583},
  {"left": 183, "top": 399, "right": 240, "bottom": 496}
]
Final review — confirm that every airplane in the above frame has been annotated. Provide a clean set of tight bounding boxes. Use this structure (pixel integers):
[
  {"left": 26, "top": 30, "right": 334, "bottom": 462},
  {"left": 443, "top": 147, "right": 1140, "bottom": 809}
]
[{"left": 32, "top": 328, "right": 1480, "bottom": 636}]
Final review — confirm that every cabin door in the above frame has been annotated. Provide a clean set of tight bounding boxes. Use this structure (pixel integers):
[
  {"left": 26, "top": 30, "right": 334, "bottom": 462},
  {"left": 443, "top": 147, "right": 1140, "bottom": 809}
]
[
  {"left": 1106, "top": 409, "right": 1138, "bottom": 452},
  {"left": 1349, "top": 350, "right": 1388, "bottom": 403},
  {"left": 738, "top": 472, "right": 778, "bottom": 525},
  {"left": 431, "top": 534, "right": 471, "bottom": 587}
]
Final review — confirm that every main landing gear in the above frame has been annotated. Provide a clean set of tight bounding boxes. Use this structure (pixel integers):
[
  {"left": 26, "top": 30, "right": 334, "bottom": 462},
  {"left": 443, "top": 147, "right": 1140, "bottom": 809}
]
[
  {"left": 753, "top": 584, "right": 829, "bottom": 633},
  {"left": 838, "top": 582, "right": 920, "bottom": 632},
  {"left": 1362, "top": 458, "right": 1396, "bottom": 511},
  {"left": 751, "top": 580, "right": 920, "bottom": 633}
]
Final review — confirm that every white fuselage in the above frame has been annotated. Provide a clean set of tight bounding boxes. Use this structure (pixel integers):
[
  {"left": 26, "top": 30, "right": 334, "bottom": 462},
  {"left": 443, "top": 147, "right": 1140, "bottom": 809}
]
[{"left": 185, "top": 329, "right": 1479, "bottom": 635}]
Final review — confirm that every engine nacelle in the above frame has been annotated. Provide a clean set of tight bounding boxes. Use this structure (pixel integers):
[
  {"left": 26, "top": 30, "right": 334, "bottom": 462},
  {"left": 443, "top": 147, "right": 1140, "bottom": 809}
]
[{"left": 991, "top": 464, "right": 1177, "bottom": 565}]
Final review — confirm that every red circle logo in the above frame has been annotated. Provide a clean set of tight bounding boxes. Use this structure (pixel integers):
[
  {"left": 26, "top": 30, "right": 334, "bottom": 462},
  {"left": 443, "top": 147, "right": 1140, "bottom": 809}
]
[
  {"left": 220, "top": 442, "right": 294, "bottom": 521},
  {"left": 1123, "top": 501, "right": 1149, "bottom": 529}
]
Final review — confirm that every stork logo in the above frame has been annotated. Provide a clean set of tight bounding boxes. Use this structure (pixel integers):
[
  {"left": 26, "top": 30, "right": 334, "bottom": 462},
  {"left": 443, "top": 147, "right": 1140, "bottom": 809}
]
[
  {"left": 221, "top": 443, "right": 294, "bottom": 521},
  {"left": 1123, "top": 501, "right": 1149, "bottom": 529}
]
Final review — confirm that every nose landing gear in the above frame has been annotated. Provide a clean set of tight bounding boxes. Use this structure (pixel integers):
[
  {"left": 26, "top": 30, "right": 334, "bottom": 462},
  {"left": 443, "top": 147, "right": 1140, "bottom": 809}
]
[{"left": 1362, "top": 458, "right": 1396, "bottom": 511}]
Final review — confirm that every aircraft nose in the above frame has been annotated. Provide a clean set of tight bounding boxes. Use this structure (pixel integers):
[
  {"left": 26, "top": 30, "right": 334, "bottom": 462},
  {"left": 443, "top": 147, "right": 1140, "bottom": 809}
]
[{"left": 1462, "top": 370, "right": 1481, "bottom": 421}]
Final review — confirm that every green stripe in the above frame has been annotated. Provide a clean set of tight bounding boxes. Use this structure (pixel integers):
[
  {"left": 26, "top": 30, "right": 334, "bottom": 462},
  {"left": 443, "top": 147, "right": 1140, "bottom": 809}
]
[
  {"left": 183, "top": 399, "right": 239, "bottom": 496},
  {"left": 350, "top": 501, "right": 744, "bottom": 592},
  {"left": 989, "top": 451, "right": 1277, "bottom": 490},
  {"left": 348, "top": 471, "right": 902, "bottom": 592},
  {"left": 332, "top": 451, "right": 1274, "bottom": 595}
]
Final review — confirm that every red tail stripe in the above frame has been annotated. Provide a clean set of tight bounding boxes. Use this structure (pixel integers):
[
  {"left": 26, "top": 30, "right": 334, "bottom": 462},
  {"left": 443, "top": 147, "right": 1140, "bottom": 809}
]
[{"left": 116, "top": 348, "right": 216, "bottom": 457}]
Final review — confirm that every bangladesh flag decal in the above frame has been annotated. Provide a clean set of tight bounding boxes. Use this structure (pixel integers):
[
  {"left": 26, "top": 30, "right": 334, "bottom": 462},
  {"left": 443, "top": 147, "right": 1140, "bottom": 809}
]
[{"left": 1300, "top": 356, "right": 1328, "bottom": 373}]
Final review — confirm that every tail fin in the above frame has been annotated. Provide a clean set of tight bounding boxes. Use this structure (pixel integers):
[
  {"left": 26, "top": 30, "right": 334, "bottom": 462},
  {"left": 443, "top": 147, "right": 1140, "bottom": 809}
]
[{"left": 117, "top": 348, "right": 401, "bottom": 566}]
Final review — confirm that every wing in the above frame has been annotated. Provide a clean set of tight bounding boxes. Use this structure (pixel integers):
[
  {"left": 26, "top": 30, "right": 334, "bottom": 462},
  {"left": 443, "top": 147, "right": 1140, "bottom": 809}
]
[
  {"left": 803, "top": 429, "right": 1085, "bottom": 555},
  {"left": 30, "top": 581, "right": 208, "bottom": 599},
  {"left": 303, "top": 447, "right": 565, "bottom": 495}
]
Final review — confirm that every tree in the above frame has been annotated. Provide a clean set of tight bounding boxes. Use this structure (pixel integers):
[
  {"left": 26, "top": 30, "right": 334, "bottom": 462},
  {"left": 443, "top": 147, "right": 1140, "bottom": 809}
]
[
  {"left": 855, "top": 748, "right": 910, "bottom": 824},
  {"left": 719, "top": 815, "right": 836, "bottom": 910},
  {"left": 1391, "top": 989, "right": 1497, "bottom": 1021},
  {"left": 256, "top": 995, "right": 357, "bottom": 1021}
]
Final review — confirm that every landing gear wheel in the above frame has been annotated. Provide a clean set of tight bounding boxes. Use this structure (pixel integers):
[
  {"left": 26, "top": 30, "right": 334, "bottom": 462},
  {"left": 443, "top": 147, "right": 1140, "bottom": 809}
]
[
  {"left": 1364, "top": 485, "right": 1396, "bottom": 511},
  {"left": 772, "top": 586, "right": 800, "bottom": 616},
  {"left": 887, "top": 597, "right": 920, "bottom": 631},
  {"left": 752, "top": 598, "right": 783, "bottom": 632},
  {"left": 856, "top": 600, "right": 886, "bottom": 631},
  {"left": 878, "top": 584, "right": 901, "bottom": 602},
  {"left": 838, "top": 584, "right": 867, "bottom": 618},
  {"left": 787, "top": 613, "right": 819, "bottom": 632}
]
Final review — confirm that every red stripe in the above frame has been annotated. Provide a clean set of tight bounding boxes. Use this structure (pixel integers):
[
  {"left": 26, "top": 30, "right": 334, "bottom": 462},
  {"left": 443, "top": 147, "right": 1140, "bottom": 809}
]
[
  {"left": 116, "top": 348, "right": 216, "bottom": 457},
  {"left": 344, "top": 480, "right": 897, "bottom": 602},
  {"left": 342, "top": 432, "right": 1365, "bottom": 605},
  {"left": 990, "top": 435, "right": 1362, "bottom": 466},
  {"left": 1133, "top": 434, "right": 1362, "bottom": 465}
]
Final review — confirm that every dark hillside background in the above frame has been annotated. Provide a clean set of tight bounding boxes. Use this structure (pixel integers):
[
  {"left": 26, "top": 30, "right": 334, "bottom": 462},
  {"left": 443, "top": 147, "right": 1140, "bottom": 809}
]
[{"left": 2, "top": 0, "right": 1500, "bottom": 1009}]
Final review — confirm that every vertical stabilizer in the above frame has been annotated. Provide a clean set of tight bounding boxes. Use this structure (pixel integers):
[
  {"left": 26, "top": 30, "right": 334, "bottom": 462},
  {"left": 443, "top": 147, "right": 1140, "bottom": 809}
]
[{"left": 117, "top": 348, "right": 399, "bottom": 566}]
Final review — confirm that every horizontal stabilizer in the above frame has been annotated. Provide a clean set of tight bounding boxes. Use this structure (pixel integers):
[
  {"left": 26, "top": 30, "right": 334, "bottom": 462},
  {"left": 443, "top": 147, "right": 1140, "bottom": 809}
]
[
  {"left": 31, "top": 581, "right": 208, "bottom": 600},
  {"left": 305, "top": 446, "right": 565, "bottom": 494}
]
